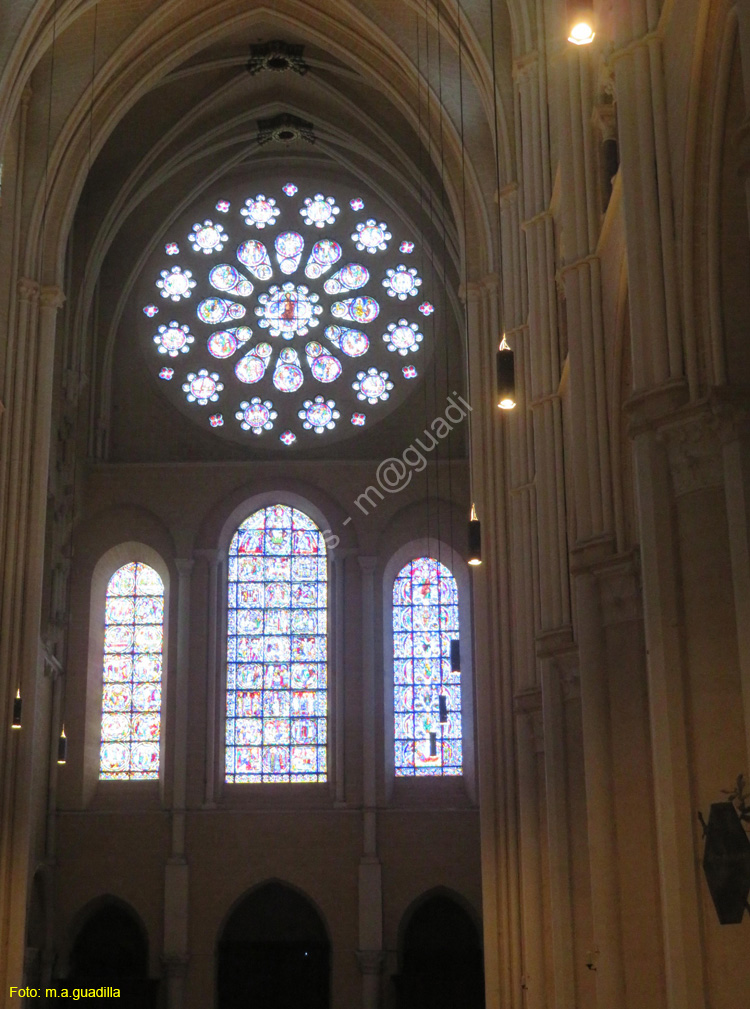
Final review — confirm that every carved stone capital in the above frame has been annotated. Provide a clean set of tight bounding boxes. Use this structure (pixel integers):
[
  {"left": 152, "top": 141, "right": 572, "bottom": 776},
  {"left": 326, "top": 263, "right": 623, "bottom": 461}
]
[
  {"left": 40, "top": 285, "right": 65, "bottom": 310},
  {"left": 194, "top": 547, "right": 225, "bottom": 566},
  {"left": 358, "top": 555, "right": 377, "bottom": 576},
  {"left": 657, "top": 407, "right": 735, "bottom": 496},
  {"left": 18, "top": 277, "right": 40, "bottom": 302},
  {"left": 557, "top": 654, "right": 581, "bottom": 702},
  {"left": 175, "top": 558, "right": 195, "bottom": 578},
  {"left": 595, "top": 555, "right": 642, "bottom": 627}
]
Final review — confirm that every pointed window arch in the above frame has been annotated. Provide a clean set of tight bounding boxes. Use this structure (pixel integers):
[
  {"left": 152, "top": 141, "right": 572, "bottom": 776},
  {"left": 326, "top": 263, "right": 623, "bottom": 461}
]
[
  {"left": 393, "top": 557, "right": 461, "bottom": 776},
  {"left": 99, "top": 562, "right": 165, "bottom": 779},
  {"left": 226, "top": 504, "right": 328, "bottom": 782}
]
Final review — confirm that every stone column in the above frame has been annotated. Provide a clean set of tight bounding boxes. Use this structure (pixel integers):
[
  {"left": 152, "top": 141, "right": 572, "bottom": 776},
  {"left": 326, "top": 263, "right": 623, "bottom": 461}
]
[
  {"left": 195, "top": 549, "right": 223, "bottom": 807},
  {"left": 0, "top": 277, "right": 64, "bottom": 992},
  {"left": 514, "top": 695, "right": 546, "bottom": 1008},
  {"left": 163, "top": 558, "right": 193, "bottom": 1009},
  {"left": 629, "top": 414, "right": 707, "bottom": 1009},
  {"left": 357, "top": 556, "right": 382, "bottom": 1009}
]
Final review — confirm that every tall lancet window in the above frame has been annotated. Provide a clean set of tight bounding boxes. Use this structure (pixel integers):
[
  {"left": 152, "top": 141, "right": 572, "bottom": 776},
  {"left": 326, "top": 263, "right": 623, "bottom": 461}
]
[
  {"left": 99, "top": 562, "right": 165, "bottom": 779},
  {"left": 393, "top": 557, "right": 462, "bottom": 776},
  {"left": 226, "top": 504, "right": 328, "bottom": 783}
]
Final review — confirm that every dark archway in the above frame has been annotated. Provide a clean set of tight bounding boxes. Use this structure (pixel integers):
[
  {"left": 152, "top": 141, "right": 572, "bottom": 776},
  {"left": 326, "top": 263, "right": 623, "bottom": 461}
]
[
  {"left": 395, "top": 892, "right": 484, "bottom": 1009},
  {"left": 64, "top": 900, "right": 156, "bottom": 1008},
  {"left": 217, "top": 881, "right": 330, "bottom": 1009}
]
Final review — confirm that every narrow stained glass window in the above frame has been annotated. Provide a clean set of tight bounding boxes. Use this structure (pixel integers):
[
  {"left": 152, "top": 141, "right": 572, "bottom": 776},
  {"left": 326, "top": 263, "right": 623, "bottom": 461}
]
[
  {"left": 100, "top": 562, "right": 164, "bottom": 780},
  {"left": 226, "top": 504, "right": 328, "bottom": 783},
  {"left": 393, "top": 557, "right": 461, "bottom": 776}
]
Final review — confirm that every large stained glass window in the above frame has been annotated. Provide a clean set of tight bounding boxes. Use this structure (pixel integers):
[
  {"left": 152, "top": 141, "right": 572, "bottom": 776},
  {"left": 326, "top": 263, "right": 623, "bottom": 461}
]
[
  {"left": 140, "top": 184, "right": 436, "bottom": 446},
  {"left": 100, "top": 562, "right": 164, "bottom": 780},
  {"left": 226, "top": 504, "right": 328, "bottom": 783},
  {"left": 393, "top": 557, "right": 461, "bottom": 776}
]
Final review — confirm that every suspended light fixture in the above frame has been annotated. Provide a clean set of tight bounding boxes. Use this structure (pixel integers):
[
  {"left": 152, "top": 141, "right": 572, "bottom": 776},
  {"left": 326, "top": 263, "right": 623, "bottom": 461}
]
[
  {"left": 57, "top": 726, "right": 67, "bottom": 765},
  {"left": 567, "top": 0, "right": 596, "bottom": 44},
  {"left": 496, "top": 334, "right": 516, "bottom": 409},
  {"left": 429, "top": 731, "right": 438, "bottom": 757},
  {"left": 438, "top": 694, "right": 448, "bottom": 724},
  {"left": 12, "top": 689, "right": 22, "bottom": 729},
  {"left": 450, "top": 639, "right": 461, "bottom": 675},
  {"left": 468, "top": 504, "right": 482, "bottom": 566}
]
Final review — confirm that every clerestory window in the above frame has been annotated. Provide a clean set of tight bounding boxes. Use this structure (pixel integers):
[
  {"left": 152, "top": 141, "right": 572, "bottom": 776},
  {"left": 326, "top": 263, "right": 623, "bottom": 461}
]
[
  {"left": 225, "top": 504, "right": 328, "bottom": 782},
  {"left": 99, "top": 562, "right": 165, "bottom": 779},
  {"left": 392, "top": 557, "right": 462, "bottom": 776}
]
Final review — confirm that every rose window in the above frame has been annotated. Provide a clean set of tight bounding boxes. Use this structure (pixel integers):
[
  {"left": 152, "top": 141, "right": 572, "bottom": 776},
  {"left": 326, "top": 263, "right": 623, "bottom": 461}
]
[{"left": 140, "top": 182, "right": 432, "bottom": 444}]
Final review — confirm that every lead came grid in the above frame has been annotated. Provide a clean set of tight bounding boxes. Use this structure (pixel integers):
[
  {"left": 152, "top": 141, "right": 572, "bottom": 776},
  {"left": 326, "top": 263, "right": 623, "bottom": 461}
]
[
  {"left": 226, "top": 504, "right": 328, "bottom": 782},
  {"left": 100, "top": 562, "right": 164, "bottom": 779},
  {"left": 393, "top": 557, "right": 462, "bottom": 776}
]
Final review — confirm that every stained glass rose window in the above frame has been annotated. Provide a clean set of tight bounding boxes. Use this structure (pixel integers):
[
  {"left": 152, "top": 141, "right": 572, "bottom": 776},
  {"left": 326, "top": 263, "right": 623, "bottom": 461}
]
[{"left": 140, "top": 182, "right": 430, "bottom": 445}]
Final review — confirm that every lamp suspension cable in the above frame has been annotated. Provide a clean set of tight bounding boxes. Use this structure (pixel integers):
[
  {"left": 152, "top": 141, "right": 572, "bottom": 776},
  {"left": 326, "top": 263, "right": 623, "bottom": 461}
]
[
  {"left": 433, "top": 0, "right": 459, "bottom": 716},
  {"left": 415, "top": 4, "right": 436, "bottom": 558},
  {"left": 456, "top": 0, "right": 482, "bottom": 565},
  {"left": 488, "top": 0, "right": 516, "bottom": 414}
]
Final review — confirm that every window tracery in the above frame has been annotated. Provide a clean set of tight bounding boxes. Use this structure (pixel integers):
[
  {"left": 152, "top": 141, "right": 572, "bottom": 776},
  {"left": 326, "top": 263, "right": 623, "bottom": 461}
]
[
  {"left": 225, "top": 504, "right": 328, "bottom": 783},
  {"left": 99, "top": 562, "right": 164, "bottom": 780},
  {"left": 141, "top": 183, "right": 430, "bottom": 442},
  {"left": 393, "top": 557, "right": 462, "bottom": 776}
]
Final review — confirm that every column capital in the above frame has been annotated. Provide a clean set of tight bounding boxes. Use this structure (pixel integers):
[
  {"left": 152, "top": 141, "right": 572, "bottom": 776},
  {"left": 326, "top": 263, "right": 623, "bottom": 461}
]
[
  {"left": 18, "top": 277, "right": 40, "bottom": 302},
  {"left": 40, "top": 285, "right": 65, "bottom": 310},
  {"left": 358, "top": 555, "right": 377, "bottom": 575},
  {"left": 175, "top": 558, "right": 195, "bottom": 577},
  {"left": 194, "top": 547, "right": 225, "bottom": 565}
]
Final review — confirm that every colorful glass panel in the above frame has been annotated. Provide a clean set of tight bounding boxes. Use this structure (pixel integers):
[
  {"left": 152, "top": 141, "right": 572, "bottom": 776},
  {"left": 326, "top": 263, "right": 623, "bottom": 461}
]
[
  {"left": 182, "top": 369, "right": 223, "bottom": 404},
  {"left": 392, "top": 558, "right": 461, "bottom": 776},
  {"left": 352, "top": 219, "right": 391, "bottom": 253},
  {"left": 330, "top": 296, "right": 379, "bottom": 324},
  {"left": 189, "top": 220, "right": 228, "bottom": 254},
  {"left": 305, "top": 240, "right": 341, "bottom": 279},
  {"left": 324, "top": 263, "right": 369, "bottom": 296},
  {"left": 209, "top": 264, "right": 254, "bottom": 297},
  {"left": 273, "top": 348, "right": 304, "bottom": 392},
  {"left": 241, "top": 195, "right": 280, "bottom": 229},
  {"left": 275, "top": 231, "right": 305, "bottom": 275},
  {"left": 226, "top": 505, "right": 327, "bottom": 782},
  {"left": 100, "top": 562, "right": 164, "bottom": 780},
  {"left": 236, "top": 240, "right": 273, "bottom": 281},
  {"left": 324, "top": 325, "right": 369, "bottom": 357},
  {"left": 197, "top": 298, "right": 246, "bottom": 325},
  {"left": 153, "top": 321, "right": 193, "bottom": 357},
  {"left": 256, "top": 283, "right": 322, "bottom": 338},
  {"left": 384, "top": 320, "right": 423, "bottom": 356},
  {"left": 235, "top": 343, "right": 272, "bottom": 383},
  {"left": 353, "top": 368, "right": 393, "bottom": 404},
  {"left": 298, "top": 396, "right": 340, "bottom": 433},
  {"left": 156, "top": 266, "right": 195, "bottom": 301},
  {"left": 235, "top": 397, "right": 277, "bottom": 434},
  {"left": 383, "top": 265, "right": 422, "bottom": 300},
  {"left": 300, "top": 193, "right": 340, "bottom": 228},
  {"left": 305, "top": 342, "right": 342, "bottom": 383}
]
